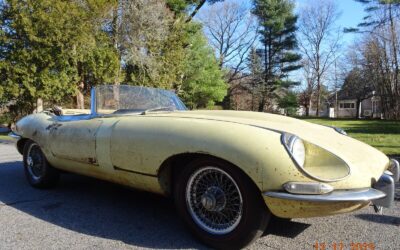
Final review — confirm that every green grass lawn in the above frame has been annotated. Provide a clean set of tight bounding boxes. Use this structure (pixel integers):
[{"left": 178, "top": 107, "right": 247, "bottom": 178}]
[
  {"left": 302, "top": 118, "right": 400, "bottom": 156},
  {"left": 0, "top": 132, "right": 12, "bottom": 141}
]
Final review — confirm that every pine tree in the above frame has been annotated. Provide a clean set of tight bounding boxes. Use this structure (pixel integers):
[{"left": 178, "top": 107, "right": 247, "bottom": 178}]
[
  {"left": 252, "top": 0, "right": 301, "bottom": 112},
  {"left": 180, "top": 25, "right": 227, "bottom": 109},
  {"left": 0, "top": 0, "right": 120, "bottom": 116},
  {"left": 0, "top": 0, "right": 226, "bottom": 117},
  {"left": 247, "top": 47, "right": 264, "bottom": 88}
]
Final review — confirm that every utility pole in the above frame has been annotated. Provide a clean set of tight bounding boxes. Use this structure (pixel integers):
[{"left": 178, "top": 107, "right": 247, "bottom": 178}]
[{"left": 334, "top": 60, "right": 339, "bottom": 118}]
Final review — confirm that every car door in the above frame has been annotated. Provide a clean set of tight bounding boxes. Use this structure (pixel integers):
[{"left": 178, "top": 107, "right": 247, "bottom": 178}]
[
  {"left": 109, "top": 116, "right": 160, "bottom": 176},
  {"left": 48, "top": 117, "right": 103, "bottom": 166}
]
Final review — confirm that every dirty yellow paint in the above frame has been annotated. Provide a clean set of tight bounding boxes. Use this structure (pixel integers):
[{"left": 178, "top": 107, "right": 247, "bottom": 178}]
[{"left": 14, "top": 109, "right": 390, "bottom": 219}]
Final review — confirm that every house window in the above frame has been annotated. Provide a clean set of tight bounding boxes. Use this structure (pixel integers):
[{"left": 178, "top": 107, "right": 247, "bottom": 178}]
[{"left": 339, "top": 102, "right": 355, "bottom": 109}]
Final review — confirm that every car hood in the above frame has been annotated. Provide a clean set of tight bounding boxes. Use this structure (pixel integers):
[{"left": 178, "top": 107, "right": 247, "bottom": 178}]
[{"left": 157, "top": 110, "right": 390, "bottom": 177}]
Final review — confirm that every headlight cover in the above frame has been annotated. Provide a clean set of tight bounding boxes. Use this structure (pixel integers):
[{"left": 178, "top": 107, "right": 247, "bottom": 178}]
[
  {"left": 281, "top": 133, "right": 350, "bottom": 182},
  {"left": 282, "top": 134, "right": 306, "bottom": 167}
]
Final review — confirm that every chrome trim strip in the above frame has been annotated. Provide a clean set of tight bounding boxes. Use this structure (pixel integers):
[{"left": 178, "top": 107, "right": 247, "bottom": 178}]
[
  {"left": 264, "top": 188, "right": 385, "bottom": 202},
  {"left": 280, "top": 133, "right": 351, "bottom": 183},
  {"left": 90, "top": 87, "right": 97, "bottom": 117},
  {"left": 8, "top": 132, "right": 21, "bottom": 140},
  {"left": 113, "top": 166, "right": 158, "bottom": 178}
]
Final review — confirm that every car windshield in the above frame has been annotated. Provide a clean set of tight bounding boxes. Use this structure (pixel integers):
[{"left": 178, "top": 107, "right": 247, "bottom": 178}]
[{"left": 95, "top": 85, "right": 187, "bottom": 115}]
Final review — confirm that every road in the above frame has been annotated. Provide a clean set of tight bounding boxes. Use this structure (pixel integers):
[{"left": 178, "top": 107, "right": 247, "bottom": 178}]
[{"left": 0, "top": 141, "right": 399, "bottom": 250}]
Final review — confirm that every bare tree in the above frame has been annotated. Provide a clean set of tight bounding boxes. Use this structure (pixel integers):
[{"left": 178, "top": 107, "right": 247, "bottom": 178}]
[
  {"left": 299, "top": 59, "right": 316, "bottom": 116},
  {"left": 199, "top": 1, "right": 258, "bottom": 83},
  {"left": 355, "top": 2, "right": 400, "bottom": 119},
  {"left": 298, "top": 0, "right": 341, "bottom": 116},
  {"left": 186, "top": 0, "right": 224, "bottom": 23},
  {"left": 362, "top": 26, "right": 400, "bottom": 119}
]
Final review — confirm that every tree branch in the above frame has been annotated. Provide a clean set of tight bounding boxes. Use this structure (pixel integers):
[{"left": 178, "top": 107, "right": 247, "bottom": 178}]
[{"left": 186, "top": 0, "right": 206, "bottom": 23}]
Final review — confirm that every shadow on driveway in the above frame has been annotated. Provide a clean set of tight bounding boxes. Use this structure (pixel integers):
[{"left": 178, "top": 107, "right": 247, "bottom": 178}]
[
  {"left": 355, "top": 214, "right": 400, "bottom": 226},
  {"left": 0, "top": 160, "right": 202, "bottom": 249},
  {"left": 0, "top": 160, "right": 310, "bottom": 248},
  {"left": 265, "top": 217, "right": 311, "bottom": 238}
]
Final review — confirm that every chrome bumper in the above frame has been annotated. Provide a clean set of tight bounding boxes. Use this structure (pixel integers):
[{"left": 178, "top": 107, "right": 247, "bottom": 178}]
[
  {"left": 264, "top": 174, "right": 395, "bottom": 208},
  {"left": 388, "top": 159, "right": 399, "bottom": 182},
  {"left": 372, "top": 173, "right": 395, "bottom": 208},
  {"left": 264, "top": 188, "right": 385, "bottom": 202}
]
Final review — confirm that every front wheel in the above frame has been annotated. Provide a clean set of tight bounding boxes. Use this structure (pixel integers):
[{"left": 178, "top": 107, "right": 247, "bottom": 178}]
[
  {"left": 23, "top": 140, "right": 60, "bottom": 188},
  {"left": 174, "top": 157, "right": 270, "bottom": 249}
]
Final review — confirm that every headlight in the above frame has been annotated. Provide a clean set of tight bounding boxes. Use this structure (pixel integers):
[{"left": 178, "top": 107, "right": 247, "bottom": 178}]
[
  {"left": 282, "top": 134, "right": 306, "bottom": 167},
  {"left": 281, "top": 133, "right": 350, "bottom": 182}
]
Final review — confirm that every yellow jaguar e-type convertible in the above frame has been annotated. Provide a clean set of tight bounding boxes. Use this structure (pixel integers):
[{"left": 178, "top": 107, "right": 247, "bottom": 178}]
[{"left": 9, "top": 85, "right": 399, "bottom": 249}]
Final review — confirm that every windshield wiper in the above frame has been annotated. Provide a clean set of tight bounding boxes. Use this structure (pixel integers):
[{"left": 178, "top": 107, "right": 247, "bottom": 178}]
[{"left": 141, "top": 107, "right": 174, "bottom": 115}]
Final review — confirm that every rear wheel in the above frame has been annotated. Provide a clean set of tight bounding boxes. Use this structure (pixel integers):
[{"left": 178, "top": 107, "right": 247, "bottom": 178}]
[
  {"left": 23, "top": 140, "right": 60, "bottom": 188},
  {"left": 174, "top": 157, "right": 270, "bottom": 249}
]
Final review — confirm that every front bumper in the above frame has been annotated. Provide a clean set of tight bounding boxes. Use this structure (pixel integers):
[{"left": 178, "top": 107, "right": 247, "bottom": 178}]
[
  {"left": 264, "top": 188, "right": 385, "bottom": 203},
  {"left": 263, "top": 173, "right": 395, "bottom": 218},
  {"left": 388, "top": 159, "right": 399, "bottom": 182}
]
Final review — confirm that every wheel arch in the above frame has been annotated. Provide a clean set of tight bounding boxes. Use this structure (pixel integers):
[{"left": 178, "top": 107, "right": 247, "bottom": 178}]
[
  {"left": 16, "top": 138, "right": 30, "bottom": 155},
  {"left": 157, "top": 152, "right": 262, "bottom": 197}
]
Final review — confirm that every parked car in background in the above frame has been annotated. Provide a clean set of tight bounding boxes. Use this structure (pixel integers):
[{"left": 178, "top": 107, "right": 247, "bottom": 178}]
[
  {"left": 0, "top": 124, "right": 11, "bottom": 134},
  {"left": 9, "top": 85, "right": 399, "bottom": 249}
]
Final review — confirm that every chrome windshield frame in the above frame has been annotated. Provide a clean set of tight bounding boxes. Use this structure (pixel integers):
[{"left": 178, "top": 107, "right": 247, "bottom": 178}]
[
  {"left": 92, "top": 85, "right": 186, "bottom": 117},
  {"left": 90, "top": 87, "right": 97, "bottom": 117}
]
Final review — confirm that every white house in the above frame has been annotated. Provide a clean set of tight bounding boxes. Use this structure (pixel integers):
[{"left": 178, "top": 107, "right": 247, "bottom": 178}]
[{"left": 329, "top": 92, "right": 382, "bottom": 119}]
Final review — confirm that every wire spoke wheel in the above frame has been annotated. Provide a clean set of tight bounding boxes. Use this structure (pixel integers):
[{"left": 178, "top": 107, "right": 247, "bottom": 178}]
[
  {"left": 26, "top": 143, "right": 45, "bottom": 180},
  {"left": 186, "top": 167, "right": 243, "bottom": 235},
  {"left": 23, "top": 140, "right": 60, "bottom": 188}
]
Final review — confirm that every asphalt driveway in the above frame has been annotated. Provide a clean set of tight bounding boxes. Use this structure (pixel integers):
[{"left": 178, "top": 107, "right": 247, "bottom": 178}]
[{"left": 0, "top": 142, "right": 399, "bottom": 249}]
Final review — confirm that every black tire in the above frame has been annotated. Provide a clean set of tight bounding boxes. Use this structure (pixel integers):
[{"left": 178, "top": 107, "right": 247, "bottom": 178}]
[
  {"left": 174, "top": 157, "right": 270, "bottom": 250},
  {"left": 23, "top": 140, "right": 60, "bottom": 188}
]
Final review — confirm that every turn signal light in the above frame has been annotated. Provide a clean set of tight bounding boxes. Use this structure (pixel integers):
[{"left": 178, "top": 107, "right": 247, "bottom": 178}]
[{"left": 283, "top": 182, "right": 334, "bottom": 195}]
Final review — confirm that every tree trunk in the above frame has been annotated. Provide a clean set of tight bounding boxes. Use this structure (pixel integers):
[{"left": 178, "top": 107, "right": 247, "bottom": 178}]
[
  {"left": 335, "top": 91, "right": 338, "bottom": 118},
  {"left": 356, "top": 99, "right": 361, "bottom": 119},
  {"left": 76, "top": 91, "right": 84, "bottom": 109},
  {"left": 36, "top": 98, "right": 43, "bottom": 113},
  {"left": 316, "top": 85, "right": 321, "bottom": 117},
  {"left": 112, "top": 3, "right": 122, "bottom": 85},
  {"left": 76, "top": 81, "right": 85, "bottom": 109},
  {"left": 316, "top": 74, "right": 321, "bottom": 117},
  {"left": 389, "top": 4, "right": 399, "bottom": 97},
  {"left": 186, "top": 0, "right": 206, "bottom": 23},
  {"left": 258, "top": 94, "right": 266, "bottom": 112}
]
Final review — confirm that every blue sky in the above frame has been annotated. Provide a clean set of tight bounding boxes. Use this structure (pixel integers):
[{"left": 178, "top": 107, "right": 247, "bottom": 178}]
[
  {"left": 227, "top": 0, "right": 367, "bottom": 45},
  {"left": 202, "top": 0, "right": 368, "bottom": 86},
  {"left": 202, "top": 0, "right": 367, "bottom": 47},
  {"left": 295, "top": 0, "right": 366, "bottom": 45}
]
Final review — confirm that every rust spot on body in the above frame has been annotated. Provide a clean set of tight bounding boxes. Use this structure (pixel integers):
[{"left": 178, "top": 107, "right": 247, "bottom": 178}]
[{"left": 88, "top": 157, "right": 97, "bottom": 165}]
